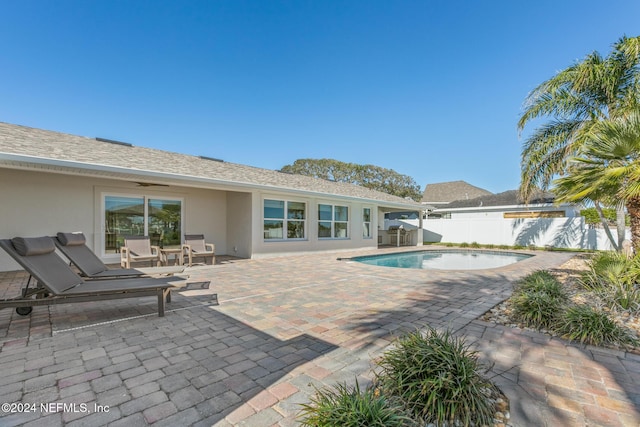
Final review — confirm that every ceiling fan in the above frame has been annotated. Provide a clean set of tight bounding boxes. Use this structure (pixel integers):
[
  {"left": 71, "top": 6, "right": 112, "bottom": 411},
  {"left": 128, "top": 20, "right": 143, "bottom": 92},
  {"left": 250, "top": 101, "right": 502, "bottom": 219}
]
[{"left": 132, "top": 182, "right": 170, "bottom": 187}]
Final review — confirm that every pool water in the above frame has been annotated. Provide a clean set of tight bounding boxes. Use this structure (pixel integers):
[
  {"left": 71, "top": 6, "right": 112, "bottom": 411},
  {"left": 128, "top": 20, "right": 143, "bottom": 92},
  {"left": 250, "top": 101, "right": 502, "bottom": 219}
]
[{"left": 352, "top": 250, "right": 531, "bottom": 270}]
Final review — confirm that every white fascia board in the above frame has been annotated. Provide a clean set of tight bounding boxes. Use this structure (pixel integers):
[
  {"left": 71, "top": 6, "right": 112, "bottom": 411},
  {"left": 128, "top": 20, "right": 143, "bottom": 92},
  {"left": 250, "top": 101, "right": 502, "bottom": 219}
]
[{"left": 0, "top": 152, "right": 420, "bottom": 210}]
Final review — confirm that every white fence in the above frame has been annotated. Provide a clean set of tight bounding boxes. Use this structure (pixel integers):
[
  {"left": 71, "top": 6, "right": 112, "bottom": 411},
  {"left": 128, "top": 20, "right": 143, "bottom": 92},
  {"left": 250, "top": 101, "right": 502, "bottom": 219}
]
[{"left": 386, "top": 217, "right": 623, "bottom": 251}]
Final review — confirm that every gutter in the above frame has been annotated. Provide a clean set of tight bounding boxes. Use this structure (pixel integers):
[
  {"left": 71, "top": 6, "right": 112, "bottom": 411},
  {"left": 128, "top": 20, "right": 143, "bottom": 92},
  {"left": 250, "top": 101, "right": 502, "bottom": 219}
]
[{"left": 0, "top": 152, "right": 421, "bottom": 210}]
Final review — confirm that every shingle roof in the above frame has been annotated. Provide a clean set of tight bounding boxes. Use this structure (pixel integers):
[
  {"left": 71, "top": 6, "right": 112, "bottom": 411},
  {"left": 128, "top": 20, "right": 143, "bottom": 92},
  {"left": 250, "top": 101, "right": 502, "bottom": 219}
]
[
  {"left": 444, "top": 189, "right": 556, "bottom": 209},
  {"left": 0, "top": 121, "right": 421, "bottom": 208},
  {"left": 422, "top": 180, "right": 492, "bottom": 203}
]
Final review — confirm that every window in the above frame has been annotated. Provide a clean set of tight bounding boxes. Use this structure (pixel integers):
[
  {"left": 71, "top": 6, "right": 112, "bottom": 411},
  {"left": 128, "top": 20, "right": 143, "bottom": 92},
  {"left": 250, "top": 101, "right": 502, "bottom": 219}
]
[
  {"left": 318, "top": 204, "right": 349, "bottom": 239},
  {"left": 363, "top": 208, "right": 372, "bottom": 239},
  {"left": 264, "top": 199, "right": 306, "bottom": 240},
  {"left": 104, "top": 195, "right": 182, "bottom": 253}
]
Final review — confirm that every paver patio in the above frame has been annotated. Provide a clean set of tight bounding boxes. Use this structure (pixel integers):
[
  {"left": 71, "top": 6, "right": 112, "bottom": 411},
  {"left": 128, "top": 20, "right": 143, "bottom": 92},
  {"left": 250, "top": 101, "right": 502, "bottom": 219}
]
[{"left": 0, "top": 247, "right": 639, "bottom": 426}]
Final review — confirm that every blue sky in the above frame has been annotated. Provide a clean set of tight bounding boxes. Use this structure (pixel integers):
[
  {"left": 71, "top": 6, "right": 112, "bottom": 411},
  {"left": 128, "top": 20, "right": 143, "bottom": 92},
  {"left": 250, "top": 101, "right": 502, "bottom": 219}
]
[{"left": 1, "top": 1, "right": 638, "bottom": 194}]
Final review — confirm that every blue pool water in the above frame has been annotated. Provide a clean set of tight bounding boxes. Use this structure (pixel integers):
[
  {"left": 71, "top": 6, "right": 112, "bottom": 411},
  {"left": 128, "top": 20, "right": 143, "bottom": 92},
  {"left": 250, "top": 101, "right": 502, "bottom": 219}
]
[{"left": 352, "top": 250, "right": 532, "bottom": 270}]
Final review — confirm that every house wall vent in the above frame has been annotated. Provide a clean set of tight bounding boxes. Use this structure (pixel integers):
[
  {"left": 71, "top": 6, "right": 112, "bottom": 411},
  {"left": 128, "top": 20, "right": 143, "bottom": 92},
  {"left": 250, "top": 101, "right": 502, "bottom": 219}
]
[
  {"left": 96, "top": 137, "right": 133, "bottom": 147},
  {"left": 199, "top": 155, "right": 224, "bottom": 162}
]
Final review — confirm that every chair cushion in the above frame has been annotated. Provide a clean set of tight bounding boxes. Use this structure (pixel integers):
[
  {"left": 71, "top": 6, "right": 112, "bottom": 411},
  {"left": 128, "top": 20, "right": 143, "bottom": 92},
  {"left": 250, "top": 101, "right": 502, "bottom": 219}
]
[
  {"left": 57, "top": 232, "right": 86, "bottom": 246},
  {"left": 12, "top": 237, "right": 56, "bottom": 256}
]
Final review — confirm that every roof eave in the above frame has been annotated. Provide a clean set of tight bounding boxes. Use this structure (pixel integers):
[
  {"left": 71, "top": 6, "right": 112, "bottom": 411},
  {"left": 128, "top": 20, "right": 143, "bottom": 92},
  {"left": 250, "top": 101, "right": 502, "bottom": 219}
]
[{"left": 0, "top": 152, "right": 421, "bottom": 210}]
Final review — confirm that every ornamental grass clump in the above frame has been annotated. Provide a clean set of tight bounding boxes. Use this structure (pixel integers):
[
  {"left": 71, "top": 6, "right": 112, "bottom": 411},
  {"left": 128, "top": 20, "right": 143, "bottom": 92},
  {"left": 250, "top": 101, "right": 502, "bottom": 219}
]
[
  {"left": 580, "top": 252, "right": 640, "bottom": 313},
  {"left": 375, "top": 327, "right": 497, "bottom": 426},
  {"left": 580, "top": 251, "right": 638, "bottom": 290},
  {"left": 510, "top": 271, "right": 568, "bottom": 330},
  {"left": 558, "top": 305, "right": 639, "bottom": 347},
  {"left": 298, "top": 380, "right": 411, "bottom": 427}
]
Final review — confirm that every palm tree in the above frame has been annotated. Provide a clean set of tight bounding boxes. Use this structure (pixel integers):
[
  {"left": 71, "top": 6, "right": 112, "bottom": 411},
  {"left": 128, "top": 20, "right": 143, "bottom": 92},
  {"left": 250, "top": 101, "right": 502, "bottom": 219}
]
[
  {"left": 518, "top": 36, "right": 640, "bottom": 250},
  {"left": 554, "top": 109, "right": 640, "bottom": 251}
]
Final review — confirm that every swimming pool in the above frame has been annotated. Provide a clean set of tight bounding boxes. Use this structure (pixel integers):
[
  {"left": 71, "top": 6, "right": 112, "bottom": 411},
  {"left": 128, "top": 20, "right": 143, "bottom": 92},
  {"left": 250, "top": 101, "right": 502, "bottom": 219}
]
[{"left": 351, "top": 250, "right": 532, "bottom": 270}]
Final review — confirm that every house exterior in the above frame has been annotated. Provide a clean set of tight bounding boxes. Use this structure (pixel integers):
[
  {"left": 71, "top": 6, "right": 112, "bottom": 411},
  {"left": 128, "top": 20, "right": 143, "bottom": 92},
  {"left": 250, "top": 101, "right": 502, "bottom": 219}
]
[
  {"left": 421, "top": 180, "right": 492, "bottom": 209},
  {"left": 419, "top": 190, "right": 613, "bottom": 250},
  {"left": 433, "top": 190, "right": 581, "bottom": 219},
  {"left": 0, "top": 122, "right": 423, "bottom": 272}
]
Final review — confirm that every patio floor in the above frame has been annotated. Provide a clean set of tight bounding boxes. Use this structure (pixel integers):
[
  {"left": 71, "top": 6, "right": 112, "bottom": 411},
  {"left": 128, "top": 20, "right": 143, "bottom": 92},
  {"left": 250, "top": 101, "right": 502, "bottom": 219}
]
[{"left": 1, "top": 247, "right": 639, "bottom": 426}]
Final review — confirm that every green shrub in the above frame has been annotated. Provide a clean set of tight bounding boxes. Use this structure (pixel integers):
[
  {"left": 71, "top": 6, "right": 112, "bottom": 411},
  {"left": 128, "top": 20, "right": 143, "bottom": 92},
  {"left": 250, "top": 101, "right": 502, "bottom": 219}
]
[
  {"left": 485, "top": 244, "right": 495, "bottom": 249},
  {"left": 375, "top": 328, "right": 497, "bottom": 426},
  {"left": 298, "top": 381, "right": 411, "bottom": 427},
  {"left": 604, "top": 283, "right": 640, "bottom": 313},
  {"left": 470, "top": 241, "right": 481, "bottom": 248},
  {"left": 580, "top": 251, "right": 637, "bottom": 291},
  {"left": 580, "top": 207, "right": 627, "bottom": 226},
  {"left": 459, "top": 242, "right": 470, "bottom": 248},
  {"left": 558, "top": 305, "right": 639, "bottom": 347},
  {"left": 516, "top": 271, "right": 566, "bottom": 298},
  {"left": 580, "top": 252, "right": 640, "bottom": 313},
  {"left": 511, "top": 271, "right": 568, "bottom": 329}
]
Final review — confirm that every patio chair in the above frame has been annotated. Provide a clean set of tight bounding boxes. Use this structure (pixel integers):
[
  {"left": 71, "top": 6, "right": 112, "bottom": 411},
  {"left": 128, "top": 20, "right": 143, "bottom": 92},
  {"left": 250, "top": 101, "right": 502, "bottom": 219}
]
[
  {"left": 55, "top": 232, "right": 184, "bottom": 279},
  {"left": 183, "top": 234, "right": 215, "bottom": 267},
  {"left": 0, "top": 236, "right": 206, "bottom": 317},
  {"left": 120, "top": 236, "right": 161, "bottom": 269}
]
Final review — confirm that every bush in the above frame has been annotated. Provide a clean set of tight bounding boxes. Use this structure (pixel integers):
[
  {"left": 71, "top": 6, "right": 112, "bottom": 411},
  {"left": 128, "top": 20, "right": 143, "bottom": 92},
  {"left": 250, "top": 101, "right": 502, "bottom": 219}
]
[
  {"left": 581, "top": 252, "right": 640, "bottom": 313},
  {"left": 470, "top": 241, "right": 481, "bottom": 248},
  {"left": 298, "top": 381, "right": 411, "bottom": 427},
  {"left": 604, "top": 283, "right": 640, "bottom": 313},
  {"left": 581, "top": 251, "right": 638, "bottom": 290},
  {"left": 580, "top": 207, "right": 627, "bottom": 226},
  {"left": 558, "top": 305, "right": 639, "bottom": 347},
  {"left": 459, "top": 242, "right": 470, "bottom": 248},
  {"left": 511, "top": 271, "right": 568, "bottom": 329},
  {"left": 517, "top": 271, "right": 565, "bottom": 297},
  {"left": 375, "top": 327, "right": 497, "bottom": 426}
]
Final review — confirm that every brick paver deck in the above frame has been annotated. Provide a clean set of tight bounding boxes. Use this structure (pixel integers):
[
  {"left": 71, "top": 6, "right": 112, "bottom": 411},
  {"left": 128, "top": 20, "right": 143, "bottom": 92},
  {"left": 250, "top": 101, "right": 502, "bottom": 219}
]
[{"left": 0, "top": 247, "right": 639, "bottom": 426}]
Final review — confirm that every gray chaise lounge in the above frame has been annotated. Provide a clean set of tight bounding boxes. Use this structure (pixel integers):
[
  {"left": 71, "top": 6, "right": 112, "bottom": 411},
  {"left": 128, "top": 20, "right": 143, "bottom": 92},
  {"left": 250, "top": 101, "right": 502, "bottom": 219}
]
[
  {"left": 54, "top": 232, "right": 183, "bottom": 279},
  {"left": 0, "top": 236, "right": 213, "bottom": 317}
]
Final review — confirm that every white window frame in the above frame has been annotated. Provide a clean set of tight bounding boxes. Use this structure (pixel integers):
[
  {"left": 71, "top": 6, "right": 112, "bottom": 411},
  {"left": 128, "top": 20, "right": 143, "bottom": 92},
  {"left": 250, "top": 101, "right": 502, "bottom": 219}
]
[
  {"left": 101, "top": 192, "right": 184, "bottom": 257},
  {"left": 263, "top": 198, "right": 307, "bottom": 241},
  {"left": 318, "top": 204, "right": 350, "bottom": 239},
  {"left": 363, "top": 207, "right": 372, "bottom": 239}
]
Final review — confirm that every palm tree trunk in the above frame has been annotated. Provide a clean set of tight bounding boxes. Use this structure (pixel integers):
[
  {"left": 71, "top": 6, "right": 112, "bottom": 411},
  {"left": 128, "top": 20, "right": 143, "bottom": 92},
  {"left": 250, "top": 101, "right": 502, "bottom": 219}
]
[
  {"left": 626, "top": 197, "right": 640, "bottom": 253},
  {"left": 616, "top": 206, "right": 626, "bottom": 250},
  {"left": 594, "top": 201, "right": 620, "bottom": 251}
]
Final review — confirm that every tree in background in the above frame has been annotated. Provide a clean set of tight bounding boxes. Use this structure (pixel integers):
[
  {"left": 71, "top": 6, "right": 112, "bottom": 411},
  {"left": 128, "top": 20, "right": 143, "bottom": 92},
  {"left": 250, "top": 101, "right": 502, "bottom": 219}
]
[
  {"left": 518, "top": 36, "right": 640, "bottom": 251},
  {"left": 280, "top": 158, "right": 422, "bottom": 201},
  {"left": 580, "top": 207, "right": 619, "bottom": 226}
]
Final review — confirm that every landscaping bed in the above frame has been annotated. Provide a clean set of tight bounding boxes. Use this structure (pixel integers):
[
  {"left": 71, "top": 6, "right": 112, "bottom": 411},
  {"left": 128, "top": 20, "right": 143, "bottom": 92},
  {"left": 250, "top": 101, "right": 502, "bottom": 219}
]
[{"left": 482, "top": 253, "right": 640, "bottom": 354}]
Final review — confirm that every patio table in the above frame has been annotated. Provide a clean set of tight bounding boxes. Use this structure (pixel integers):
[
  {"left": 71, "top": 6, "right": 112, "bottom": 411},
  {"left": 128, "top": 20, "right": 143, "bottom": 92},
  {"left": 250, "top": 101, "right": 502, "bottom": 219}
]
[{"left": 160, "top": 247, "right": 183, "bottom": 266}]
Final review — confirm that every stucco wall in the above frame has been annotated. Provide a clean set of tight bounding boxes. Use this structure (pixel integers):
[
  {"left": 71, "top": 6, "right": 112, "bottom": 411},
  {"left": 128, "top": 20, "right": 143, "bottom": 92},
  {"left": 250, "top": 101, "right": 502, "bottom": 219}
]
[
  {"left": 226, "top": 192, "right": 252, "bottom": 258},
  {"left": 0, "top": 169, "right": 228, "bottom": 271},
  {"left": 250, "top": 192, "right": 379, "bottom": 258}
]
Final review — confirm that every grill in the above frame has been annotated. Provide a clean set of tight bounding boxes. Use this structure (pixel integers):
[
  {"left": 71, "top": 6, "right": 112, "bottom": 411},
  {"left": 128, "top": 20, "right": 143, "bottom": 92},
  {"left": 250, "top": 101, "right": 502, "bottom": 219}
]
[{"left": 387, "top": 225, "right": 409, "bottom": 246}]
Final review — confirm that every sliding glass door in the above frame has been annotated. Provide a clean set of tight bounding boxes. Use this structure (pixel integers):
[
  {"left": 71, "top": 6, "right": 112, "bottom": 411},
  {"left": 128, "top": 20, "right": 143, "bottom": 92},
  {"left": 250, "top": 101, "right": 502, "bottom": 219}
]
[{"left": 104, "top": 195, "right": 182, "bottom": 254}]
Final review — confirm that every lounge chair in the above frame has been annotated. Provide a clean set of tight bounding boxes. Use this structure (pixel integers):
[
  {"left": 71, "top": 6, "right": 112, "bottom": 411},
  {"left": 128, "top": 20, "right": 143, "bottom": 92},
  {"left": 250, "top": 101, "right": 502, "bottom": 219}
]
[
  {"left": 54, "top": 232, "right": 184, "bottom": 279},
  {"left": 120, "top": 236, "right": 161, "bottom": 269},
  {"left": 0, "top": 236, "right": 211, "bottom": 317},
  {"left": 183, "top": 234, "right": 215, "bottom": 266}
]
